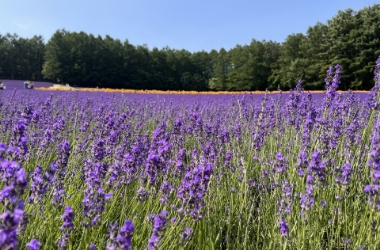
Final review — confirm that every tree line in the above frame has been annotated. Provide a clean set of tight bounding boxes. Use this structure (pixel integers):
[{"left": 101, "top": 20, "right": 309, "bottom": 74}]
[{"left": 1, "top": 4, "right": 380, "bottom": 90}]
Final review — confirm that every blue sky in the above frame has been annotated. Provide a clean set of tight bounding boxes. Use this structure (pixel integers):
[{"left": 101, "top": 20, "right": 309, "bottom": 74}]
[{"left": 0, "top": 0, "right": 378, "bottom": 52}]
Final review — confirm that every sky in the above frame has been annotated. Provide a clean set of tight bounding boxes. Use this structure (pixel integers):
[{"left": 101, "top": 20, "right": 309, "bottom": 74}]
[{"left": 0, "top": 0, "right": 378, "bottom": 52}]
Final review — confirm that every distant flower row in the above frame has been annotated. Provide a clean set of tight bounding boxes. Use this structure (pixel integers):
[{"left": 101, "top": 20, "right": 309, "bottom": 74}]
[{"left": 36, "top": 86, "right": 370, "bottom": 95}]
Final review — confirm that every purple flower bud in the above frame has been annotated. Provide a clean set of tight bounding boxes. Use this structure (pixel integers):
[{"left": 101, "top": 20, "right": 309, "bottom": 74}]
[
  {"left": 114, "top": 220, "right": 134, "bottom": 250},
  {"left": 180, "top": 227, "right": 193, "bottom": 243},
  {"left": 279, "top": 218, "right": 289, "bottom": 237},
  {"left": 59, "top": 206, "right": 75, "bottom": 249},
  {"left": 26, "top": 239, "right": 42, "bottom": 250}
]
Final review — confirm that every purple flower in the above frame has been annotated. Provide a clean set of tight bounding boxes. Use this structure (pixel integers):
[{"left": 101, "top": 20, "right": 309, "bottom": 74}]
[
  {"left": 0, "top": 143, "right": 6, "bottom": 160},
  {"left": 52, "top": 184, "right": 66, "bottom": 208},
  {"left": 308, "top": 151, "right": 326, "bottom": 182},
  {"left": 300, "top": 184, "right": 315, "bottom": 218},
  {"left": 180, "top": 227, "right": 193, "bottom": 244},
  {"left": 58, "top": 206, "right": 75, "bottom": 250},
  {"left": 274, "top": 152, "right": 287, "bottom": 174},
  {"left": 0, "top": 200, "right": 24, "bottom": 249},
  {"left": 28, "top": 166, "right": 47, "bottom": 204},
  {"left": 92, "top": 139, "right": 106, "bottom": 161},
  {"left": 365, "top": 119, "right": 380, "bottom": 210},
  {"left": 277, "top": 180, "right": 293, "bottom": 216},
  {"left": 335, "top": 163, "right": 353, "bottom": 186},
  {"left": 106, "top": 221, "right": 119, "bottom": 249},
  {"left": 296, "top": 150, "right": 308, "bottom": 176},
  {"left": 177, "top": 163, "right": 214, "bottom": 221},
  {"left": 137, "top": 188, "right": 150, "bottom": 202},
  {"left": 147, "top": 210, "right": 168, "bottom": 250},
  {"left": 323, "top": 64, "right": 342, "bottom": 109},
  {"left": 321, "top": 200, "right": 327, "bottom": 207},
  {"left": 368, "top": 56, "right": 380, "bottom": 109},
  {"left": 114, "top": 220, "right": 134, "bottom": 250},
  {"left": 0, "top": 161, "right": 27, "bottom": 208},
  {"left": 88, "top": 243, "right": 97, "bottom": 250},
  {"left": 26, "top": 239, "right": 42, "bottom": 250},
  {"left": 82, "top": 161, "right": 112, "bottom": 227},
  {"left": 279, "top": 218, "right": 289, "bottom": 237}
]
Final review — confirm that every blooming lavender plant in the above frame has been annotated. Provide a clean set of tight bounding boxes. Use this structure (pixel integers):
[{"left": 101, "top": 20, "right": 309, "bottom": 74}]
[
  {"left": 177, "top": 163, "right": 214, "bottom": 221},
  {"left": 147, "top": 211, "right": 168, "bottom": 250},
  {"left": 58, "top": 206, "right": 75, "bottom": 250},
  {"left": 113, "top": 220, "right": 135, "bottom": 250},
  {"left": 26, "top": 239, "right": 42, "bottom": 250}
]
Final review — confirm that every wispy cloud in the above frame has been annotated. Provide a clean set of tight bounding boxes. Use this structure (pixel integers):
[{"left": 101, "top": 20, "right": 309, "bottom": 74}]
[
  {"left": 11, "top": 16, "right": 51, "bottom": 39},
  {"left": 14, "top": 16, "right": 35, "bottom": 30}
]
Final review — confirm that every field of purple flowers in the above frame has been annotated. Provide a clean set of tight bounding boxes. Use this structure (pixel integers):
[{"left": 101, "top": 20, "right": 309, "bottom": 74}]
[
  {"left": 1, "top": 59, "right": 380, "bottom": 249},
  {"left": 0, "top": 80, "right": 52, "bottom": 90}
]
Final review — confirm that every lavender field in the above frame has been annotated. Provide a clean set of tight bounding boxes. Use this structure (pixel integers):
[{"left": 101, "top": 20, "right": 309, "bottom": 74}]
[
  {"left": 1, "top": 62, "right": 380, "bottom": 250},
  {"left": 0, "top": 80, "right": 52, "bottom": 90}
]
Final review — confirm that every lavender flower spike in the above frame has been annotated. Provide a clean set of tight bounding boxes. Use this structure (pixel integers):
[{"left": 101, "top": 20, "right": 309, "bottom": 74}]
[
  {"left": 58, "top": 206, "right": 75, "bottom": 250},
  {"left": 147, "top": 210, "right": 168, "bottom": 250},
  {"left": 114, "top": 220, "right": 135, "bottom": 250},
  {"left": 26, "top": 239, "right": 42, "bottom": 250}
]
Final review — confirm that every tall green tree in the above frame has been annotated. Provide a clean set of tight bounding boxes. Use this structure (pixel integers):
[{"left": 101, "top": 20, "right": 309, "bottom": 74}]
[
  {"left": 211, "top": 48, "right": 229, "bottom": 91},
  {"left": 269, "top": 33, "right": 308, "bottom": 90}
]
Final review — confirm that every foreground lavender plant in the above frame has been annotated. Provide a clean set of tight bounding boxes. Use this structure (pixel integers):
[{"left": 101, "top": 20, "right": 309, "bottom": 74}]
[
  {"left": 26, "top": 239, "right": 42, "bottom": 250},
  {"left": 114, "top": 220, "right": 135, "bottom": 250},
  {"left": 58, "top": 206, "right": 75, "bottom": 250},
  {"left": 147, "top": 211, "right": 168, "bottom": 250}
]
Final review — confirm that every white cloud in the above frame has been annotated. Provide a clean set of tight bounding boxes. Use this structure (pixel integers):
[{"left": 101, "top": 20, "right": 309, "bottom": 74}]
[{"left": 14, "top": 16, "right": 35, "bottom": 30}]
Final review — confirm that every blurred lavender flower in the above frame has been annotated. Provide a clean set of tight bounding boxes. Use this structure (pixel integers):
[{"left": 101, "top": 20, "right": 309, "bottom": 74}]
[
  {"left": 56, "top": 141, "right": 70, "bottom": 180},
  {"left": 145, "top": 152, "right": 161, "bottom": 186},
  {"left": 323, "top": 64, "right": 342, "bottom": 109},
  {"left": 300, "top": 183, "right": 315, "bottom": 219},
  {"left": 28, "top": 166, "right": 47, "bottom": 204},
  {"left": 274, "top": 152, "right": 287, "bottom": 174},
  {"left": 177, "top": 163, "right": 214, "bottom": 221},
  {"left": 147, "top": 210, "right": 168, "bottom": 250},
  {"left": 0, "top": 143, "right": 6, "bottom": 160},
  {"left": 106, "top": 161, "right": 122, "bottom": 188},
  {"left": 58, "top": 206, "right": 75, "bottom": 250},
  {"left": 52, "top": 183, "right": 66, "bottom": 208},
  {"left": 365, "top": 119, "right": 380, "bottom": 210},
  {"left": 345, "top": 120, "right": 360, "bottom": 148},
  {"left": 88, "top": 243, "right": 97, "bottom": 250},
  {"left": 330, "top": 118, "right": 342, "bottom": 149},
  {"left": 114, "top": 220, "right": 134, "bottom": 250},
  {"left": 26, "top": 239, "right": 42, "bottom": 250},
  {"left": 159, "top": 181, "right": 173, "bottom": 205},
  {"left": 92, "top": 139, "right": 106, "bottom": 161},
  {"left": 277, "top": 180, "right": 293, "bottom": 216},
  {"left": 369, "top": 119, "right": 380, "bottom": 184},
  {"left": 279, "top": 218, "right": 289, "bottom": 237},
  {"left": 180, "top": 227, "right": 193, "bottom": 244},
  {"left": 335, "top": 163, "right": 353, "bottom": 186},
  {"left": 82, "top": 184, "right": 112, "bottom": 227},
  {"left": 308, "top": 151, "right": 326, "bottom": 183},
  {"left": 0, "top": 201, "right": 24, "bottom": 249},
  {"left": 105, "top": 221, "right": 119, "bottom": 249},
  {"left": 137, "top": 188, "right": 150, "bottom": 202},
  {"left": 368, "top": 56, "right": 380, "bottom": 109},
  {"left": 9, "top": 119, "right": 29, "bottom": 159},
  {"left": 296, "top": 150, "right": 308, "bottom": 176},
  {"left": 39, "top": 128, "right": 53, "bottom": 151},
  {"left": 173, "top": 149, "right": 186, "bottom": 177},
  {"left": 0, "top": 161, "right": 27, "bottom": 207}
]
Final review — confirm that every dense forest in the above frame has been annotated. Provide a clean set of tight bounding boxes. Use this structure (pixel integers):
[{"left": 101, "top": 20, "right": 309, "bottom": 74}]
[{"left": 1, "top": 4, "right": 379, "bottom": 90}]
